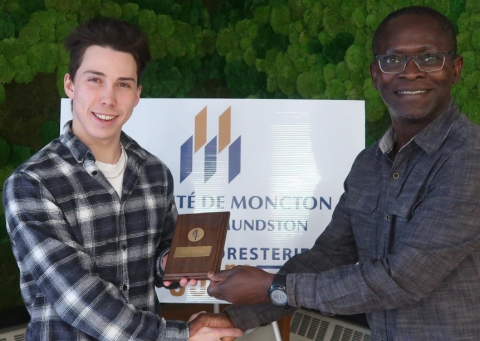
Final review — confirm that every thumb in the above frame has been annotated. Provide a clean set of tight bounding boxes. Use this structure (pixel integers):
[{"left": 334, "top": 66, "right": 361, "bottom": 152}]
[
  {"left": 208, "top": 268, "right": 236, "bottom": 282},
  {"left": 188, "top": 311, "right": 207, "bottom": 323},
  {"left": 218, "top": 327, "right": 243, "bottom": 339},
  {"left": 207, "top": 270, "right": 224, "bottom": 282},
  {"left": 221, "top": 334, "right": 242, "bottom": 341}
]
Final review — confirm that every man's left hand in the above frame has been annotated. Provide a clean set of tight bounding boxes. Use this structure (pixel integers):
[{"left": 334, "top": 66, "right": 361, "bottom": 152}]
[
  {"left": 162, "top": 254, "right": 198, "bottom": 287},
  {"left": 207, "top": 266, "right": 274, "bottom": 305},
  {"left": 163, "top": 278, "right": 198, "bottom": 287}
]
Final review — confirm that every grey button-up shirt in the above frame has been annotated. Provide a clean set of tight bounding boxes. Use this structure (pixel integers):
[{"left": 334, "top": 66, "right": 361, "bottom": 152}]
[{"left": 226, "top": 101, "right": 480, "bottom": 340}]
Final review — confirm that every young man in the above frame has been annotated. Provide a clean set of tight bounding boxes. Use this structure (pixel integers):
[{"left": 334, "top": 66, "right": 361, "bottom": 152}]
[
  {"left": 3, "top": 18, "right": 241, "bottom": 340},
  {"left": 207, "top": 6, "right": 480, "bottom": 340}
]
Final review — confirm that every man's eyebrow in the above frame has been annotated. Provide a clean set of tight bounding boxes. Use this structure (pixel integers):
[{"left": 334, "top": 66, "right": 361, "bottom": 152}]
[
  {"left": 83, "top": 70, "right": 106, "bottom": 77},
  {"left": 82, "top": 70, "right": 136, "bottom": 83},
  {"left": 118, "top": 77, "right": 137, "bottom": 83}
]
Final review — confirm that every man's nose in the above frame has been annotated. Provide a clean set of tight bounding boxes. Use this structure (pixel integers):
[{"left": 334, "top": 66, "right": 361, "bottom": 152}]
[
  {"left": 400, "top": 57, "right": 426, "bottom": 78},
  {"left": 101, "top": 86, "right": 116, "bottom": 107}
]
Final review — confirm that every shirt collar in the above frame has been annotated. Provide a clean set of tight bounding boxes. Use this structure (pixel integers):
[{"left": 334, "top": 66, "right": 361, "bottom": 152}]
[
  {"left": 378, "top": 100, "right": 461, "bottom": 156},
  {"left": 59, "top": 120, "right": 147, "bottom": 163}
]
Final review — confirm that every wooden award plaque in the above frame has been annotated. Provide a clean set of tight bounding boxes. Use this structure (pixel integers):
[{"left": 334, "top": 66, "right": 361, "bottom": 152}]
[{"left": 163, "top": 211, "right": 230, "bottom": 281}]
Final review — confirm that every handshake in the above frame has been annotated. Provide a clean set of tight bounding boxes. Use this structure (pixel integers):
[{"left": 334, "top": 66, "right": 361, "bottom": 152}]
[
  {"left": 166, "top": 266, "right": 276, "bottom": 341},
  {"left": 188, "top": 311, "right": 241, "bottom": 341}
]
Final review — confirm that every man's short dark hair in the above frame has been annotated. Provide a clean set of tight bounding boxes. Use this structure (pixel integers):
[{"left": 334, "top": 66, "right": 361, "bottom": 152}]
[
  {"left": 372, "top": 6, "right": 457, "bottom": 57},
  {"left": 65, "top": 17, "right": 151, "bottom": 84}
]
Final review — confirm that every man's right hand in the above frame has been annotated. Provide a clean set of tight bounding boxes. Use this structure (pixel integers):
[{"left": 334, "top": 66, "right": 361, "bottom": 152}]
[{"left": 188, "top": 312, "right": 243, "bottom": 341}]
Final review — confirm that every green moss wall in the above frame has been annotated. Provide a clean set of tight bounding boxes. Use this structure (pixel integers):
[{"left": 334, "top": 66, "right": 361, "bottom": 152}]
[{"left": 0, "top": 0, "right": 477, "bottom": 314}]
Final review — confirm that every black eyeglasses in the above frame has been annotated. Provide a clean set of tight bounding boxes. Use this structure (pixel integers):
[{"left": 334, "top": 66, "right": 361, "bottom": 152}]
[{"left": 375, "top": 51, "right": 455, "bottom": 74}]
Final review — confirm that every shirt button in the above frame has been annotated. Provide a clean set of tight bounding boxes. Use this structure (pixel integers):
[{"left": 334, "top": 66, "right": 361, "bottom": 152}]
[
  {"left": 392, "top": 172, "right": 400, "bottom": 179},
  {"left": 92, "top": 171, "right": 98, "bottom": 176},
  {"left": 122, "top": 284, "right": 128, "bottom": 291},
  {"left": 385, "top": 214, "right": 390, "bottom": 221},
  {"left": 122, "top": 244, "right": 127, "bottom": 251}
]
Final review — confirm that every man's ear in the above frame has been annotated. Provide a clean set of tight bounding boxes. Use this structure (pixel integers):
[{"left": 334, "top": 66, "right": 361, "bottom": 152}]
[
  {"left": 452, "top": 55, "right": 464, "bottom": 84},
  {"left": 135, "top": 85, "right": 142, "bottom": 107},
  {"left": 64, "top": 74, "right": 75, "bottom": 99},
  {"left": 369, "top": 62, "right": 379, "bottom": 89}
]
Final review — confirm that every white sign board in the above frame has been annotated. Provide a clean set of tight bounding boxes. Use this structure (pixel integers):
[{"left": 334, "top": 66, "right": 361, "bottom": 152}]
[{"left": 61, "top": 98, "right": 365, "bottom": 303}]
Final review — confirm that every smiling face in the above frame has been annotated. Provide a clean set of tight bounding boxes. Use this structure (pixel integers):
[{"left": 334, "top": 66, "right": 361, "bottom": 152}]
[
  {"left": 370, "top": 14, "right": 463, "bottom": 125},
  {"left": 64, "top": 45, "right": 141, "bottom": 149}
]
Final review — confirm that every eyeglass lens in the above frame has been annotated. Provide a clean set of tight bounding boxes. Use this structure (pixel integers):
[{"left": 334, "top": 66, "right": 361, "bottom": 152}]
[{"left": 378, "top": 52, "right": 447, "bottom": 73}]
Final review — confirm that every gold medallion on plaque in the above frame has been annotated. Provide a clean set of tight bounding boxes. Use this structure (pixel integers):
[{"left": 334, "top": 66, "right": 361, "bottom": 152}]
[{"left": 188, "top": 228, "right": 205, "bottom": 242}]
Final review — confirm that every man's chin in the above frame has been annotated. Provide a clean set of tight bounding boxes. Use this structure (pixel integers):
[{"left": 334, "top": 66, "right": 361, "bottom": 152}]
[{"left": 389, "top": 107, "right": 435, "bottom": 122}]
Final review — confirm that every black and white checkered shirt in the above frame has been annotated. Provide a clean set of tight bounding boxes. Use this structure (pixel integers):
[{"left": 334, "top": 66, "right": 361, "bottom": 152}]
[{"left": 3, "top": 121, "right": 188, "bottom": 340}]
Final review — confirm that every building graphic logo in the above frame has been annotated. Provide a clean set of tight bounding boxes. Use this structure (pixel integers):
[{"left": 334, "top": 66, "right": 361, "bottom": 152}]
[{"left": 180, "top": 106, "right": 241, "bottom": 183}]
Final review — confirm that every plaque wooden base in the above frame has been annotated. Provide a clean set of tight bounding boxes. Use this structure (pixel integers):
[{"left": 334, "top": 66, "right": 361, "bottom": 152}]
[{"left": 163, "top": 211, "right": 230, "bottom": 281}]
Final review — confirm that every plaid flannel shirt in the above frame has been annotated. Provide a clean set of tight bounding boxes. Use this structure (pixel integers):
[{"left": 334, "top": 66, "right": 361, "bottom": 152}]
[
  {"left": 226, "top": 101, "right": 480, "bottom": 340},
  {"left": 3, "top": 122, "right": 189, "bottom": 340}
]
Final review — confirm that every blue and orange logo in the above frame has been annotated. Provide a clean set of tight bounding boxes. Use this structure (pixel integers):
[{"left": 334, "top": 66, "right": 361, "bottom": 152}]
[{"left": 180, "top": 106, "right": 241, "bottom": 183}]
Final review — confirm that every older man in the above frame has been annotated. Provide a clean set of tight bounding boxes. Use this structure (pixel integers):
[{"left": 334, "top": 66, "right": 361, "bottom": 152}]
[{"left": 208, "top": 6, "right": 480, "bottom": 340}]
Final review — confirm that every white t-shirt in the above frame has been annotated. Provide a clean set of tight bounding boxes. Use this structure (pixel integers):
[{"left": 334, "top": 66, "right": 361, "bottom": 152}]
[{"left": 95, "top": 144, "right": 127, "bottom": 196}]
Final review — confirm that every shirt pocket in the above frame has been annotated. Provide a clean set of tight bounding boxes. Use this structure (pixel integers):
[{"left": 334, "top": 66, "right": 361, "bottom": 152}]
[
  {"left": 387, "top": 195, "right": 423, "bottom": 251},
  {"left": 388, "top": 193, "right": 423, "bottom": 220},
  {"left": 345, "top": 187, "right": 379, "bottom": 214},
  {"left": 345, "top": 187, "right": 379, "bottom": 261}
]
